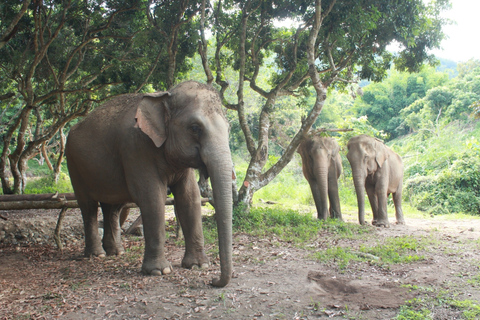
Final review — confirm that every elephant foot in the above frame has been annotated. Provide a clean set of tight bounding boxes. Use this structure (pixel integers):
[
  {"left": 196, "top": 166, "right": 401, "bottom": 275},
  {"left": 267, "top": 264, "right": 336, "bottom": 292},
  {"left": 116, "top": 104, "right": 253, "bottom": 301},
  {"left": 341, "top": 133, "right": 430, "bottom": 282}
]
[
  {"left": 84, "top": 246, "right": 106, "bottom": 258},
  {"left": 103, "top": 238, "right": 125, "bottom": 256},
  {"left": 182, "top": 251, "right": 209, "bottom": 269},
  {"left": 373, "top": 220, "right": 390, "bottom": 228},
  {"left": 142, "top": 259, "right": 173, "bottom": 276},
  {"left": 395, "top": 219, "right": 406, "bottom": 225},
  {"left": 103, "top": 245, "right": 125, "bottom": 256}
]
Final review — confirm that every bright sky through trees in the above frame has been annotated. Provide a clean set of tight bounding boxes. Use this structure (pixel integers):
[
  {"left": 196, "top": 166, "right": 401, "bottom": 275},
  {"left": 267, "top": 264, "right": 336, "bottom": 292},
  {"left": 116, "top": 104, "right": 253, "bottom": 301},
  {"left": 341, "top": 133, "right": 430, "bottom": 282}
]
[{"left": 431, "top": 0, "right": 480, "bottom": 61}]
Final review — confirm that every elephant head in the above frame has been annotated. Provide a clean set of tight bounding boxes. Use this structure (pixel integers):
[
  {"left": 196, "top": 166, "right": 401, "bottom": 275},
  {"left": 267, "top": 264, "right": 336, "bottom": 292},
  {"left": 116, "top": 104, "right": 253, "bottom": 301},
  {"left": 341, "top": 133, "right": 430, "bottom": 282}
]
[
  {"left": 135, "top": 81, "right": 233, "bottom": 287},
  {"left": 298, "top": 136, "right": 342, "bottom": 220},
  {"left": 346, "top": 134, "right": 388, "bottom": 224}
]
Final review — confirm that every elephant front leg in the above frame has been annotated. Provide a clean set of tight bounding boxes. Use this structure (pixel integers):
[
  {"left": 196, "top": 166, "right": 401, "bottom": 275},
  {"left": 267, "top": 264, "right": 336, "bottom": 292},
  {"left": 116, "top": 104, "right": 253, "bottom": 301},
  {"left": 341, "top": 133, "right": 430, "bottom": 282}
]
[
  {"left": 100, "top": 203, "right": 125, "bottom": 255},
  {"left": 392, "top": 191, "right": 405, "bottom": 225},
  {"left": 365, "top": 184, "right": 379, "bottom": 225},
  {"left": 78, "top": 200, "right": 106, "bottom": 257},
  {"left": 139, "top": 199, "right": 172, "bottom": 276},
  {"left": 373, "top": 187, "right": 390, "bottom": 228},
  {"left": 171, "top": 173, "right": 209, "bottom": 269},
  {"left": 327, "top": 171, "right": 342, "bottom": 221}
]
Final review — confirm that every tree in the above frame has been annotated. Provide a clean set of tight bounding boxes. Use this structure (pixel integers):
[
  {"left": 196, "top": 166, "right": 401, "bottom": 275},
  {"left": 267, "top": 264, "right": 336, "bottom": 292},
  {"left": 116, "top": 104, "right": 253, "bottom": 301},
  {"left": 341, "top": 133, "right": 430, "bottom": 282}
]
[
  {"left": 146, "top": 0, "right": 202, "bottom": 89},
  {"left": 401, "top": 61, "right": 480, "bottom": 136},
  {"left": 199, "top": 0, "right": 450, "bottom": 208},
  {"left": 354, "top": 66, "right": 450, "bottom": 138},
  {"left": 0, "top": 0, "right": 31, "bottom": 50},
  {"left": 0, "top": 0, "right": 201, "bottom": 194}
]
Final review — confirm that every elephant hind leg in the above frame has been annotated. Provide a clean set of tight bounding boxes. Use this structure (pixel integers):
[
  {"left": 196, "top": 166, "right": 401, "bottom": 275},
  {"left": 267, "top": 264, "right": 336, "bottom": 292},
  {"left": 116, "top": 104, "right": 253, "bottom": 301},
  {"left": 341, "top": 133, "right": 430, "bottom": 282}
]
[
  {"left": 78, "top": 199, "right": 105, "bottom": 257},
  {"left": 100, "top": 203, "right": 126, "bottom": 256},
  {"left": 365, "top": 185, "right": 378, "bottom": 225},
  {"left": 328, "top": 186, "right": 342, "bottom": 221},
  {"left": 392, "top": 192, "right": 405, "bottom": 225}
]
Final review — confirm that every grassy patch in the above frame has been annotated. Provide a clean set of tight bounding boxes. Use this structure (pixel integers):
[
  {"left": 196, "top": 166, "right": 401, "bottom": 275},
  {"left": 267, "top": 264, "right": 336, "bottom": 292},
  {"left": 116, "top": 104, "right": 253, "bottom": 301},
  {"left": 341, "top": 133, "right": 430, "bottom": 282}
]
[
  {"left": 395, "top": 305, "right": 433, "bottom": 320},
  {"left": 202, "top": 206, "right": 371, "bottom": 249},
  {"left": 314, "top": 235, "right": 427, "bottom": 269},
  {"left": 397, "top": 292, "right": 480, "bottom": 320},
  {"left": 360, "top": 236, "right": 426, "bottom": 264}
]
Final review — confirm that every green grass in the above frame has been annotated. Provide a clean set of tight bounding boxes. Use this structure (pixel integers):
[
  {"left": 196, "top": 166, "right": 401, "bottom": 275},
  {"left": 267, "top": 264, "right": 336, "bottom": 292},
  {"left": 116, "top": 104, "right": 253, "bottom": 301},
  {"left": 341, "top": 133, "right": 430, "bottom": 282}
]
[
  {"left": 202, "top": 205, "right": 371, "bottom": 248},
  {"left": 314, "top": 235, "right": 428, "bottom": 270},
  {"left": 396, "top": 290, "right": 480, "bottom": 320},
  {"left": 395, "top": 305, "right": 433, "bottom": 320}
]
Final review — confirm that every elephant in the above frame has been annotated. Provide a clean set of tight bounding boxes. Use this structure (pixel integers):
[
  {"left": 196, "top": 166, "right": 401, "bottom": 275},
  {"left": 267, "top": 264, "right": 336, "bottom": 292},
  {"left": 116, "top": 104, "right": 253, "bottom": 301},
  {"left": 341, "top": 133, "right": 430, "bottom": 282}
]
[
  {"left": 65, "top": 81, "right": 233, "bottom": 287},
  {"left": 346, "top": 134, "right": 405, "bottom": 227},
  {"left": 297, "top": 136, "right": 343, "bottom": 220}
]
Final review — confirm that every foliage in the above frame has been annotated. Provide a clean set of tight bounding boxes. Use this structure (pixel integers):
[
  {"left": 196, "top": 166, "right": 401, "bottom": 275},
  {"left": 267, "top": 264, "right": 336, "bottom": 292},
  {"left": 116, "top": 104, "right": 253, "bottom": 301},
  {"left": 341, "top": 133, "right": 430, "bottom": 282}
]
[
  {"left": 471, "top": 100, "right": 480, "bottom": 119},
  {"left": 24, "top": 172, "right": 73, "bottom": 194},
  {"left": 400, "top": 121, "right": 480, "bottom": 215},
  {"left": 356, "top": 60, "right": 480, "bottom": 140},
  {"left": 0, "top": 0, "right": 200, "bottom": 194},
  {"left": 204, "top": 0, "right": 450, "bottom": 208},
  {"left": 338, "top": 115, "right": 388, "bottom": 145},
  {"left": 353, "top": 66, "right": 450, "bottom": 139}
]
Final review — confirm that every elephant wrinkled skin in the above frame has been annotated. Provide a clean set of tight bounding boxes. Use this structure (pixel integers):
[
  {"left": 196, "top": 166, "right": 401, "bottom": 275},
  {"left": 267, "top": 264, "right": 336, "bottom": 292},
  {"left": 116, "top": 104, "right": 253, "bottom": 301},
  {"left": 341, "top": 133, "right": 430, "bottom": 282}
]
[
  {"left": 298, "top": 136, "right": 343, "bottom": 220},
  {"left": 346, "top": 134, "right": 405, "bottom": 227},
  {"left": 66, "top": 81, "right": 233, "bottom": 287}
]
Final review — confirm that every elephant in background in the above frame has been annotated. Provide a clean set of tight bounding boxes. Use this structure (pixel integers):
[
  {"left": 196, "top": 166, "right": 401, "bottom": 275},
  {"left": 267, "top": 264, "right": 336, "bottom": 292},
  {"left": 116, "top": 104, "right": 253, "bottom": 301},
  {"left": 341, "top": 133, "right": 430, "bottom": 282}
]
[
  {"left": 66, "top": 81, "right": 233, "bottom": 287},
  {"left": 298, "top": 136, "right": 343, "bottom": 220},
  {"left": 346, "top": 134, "right": 405, "bottom": 227}
]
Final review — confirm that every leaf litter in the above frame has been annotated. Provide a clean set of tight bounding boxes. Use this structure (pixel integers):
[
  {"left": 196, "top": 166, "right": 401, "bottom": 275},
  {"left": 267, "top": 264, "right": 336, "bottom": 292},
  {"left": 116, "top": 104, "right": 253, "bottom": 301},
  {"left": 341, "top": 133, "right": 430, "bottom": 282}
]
[{"left": 1, "top": 208, "right": 480, "bottom": 319}]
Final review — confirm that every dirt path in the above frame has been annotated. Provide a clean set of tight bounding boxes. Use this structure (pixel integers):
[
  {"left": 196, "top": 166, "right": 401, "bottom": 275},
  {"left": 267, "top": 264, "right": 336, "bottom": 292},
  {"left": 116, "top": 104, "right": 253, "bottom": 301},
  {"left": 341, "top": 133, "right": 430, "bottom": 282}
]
[{"left": 1, "top": 208, "right": 479, "bottom": 319}]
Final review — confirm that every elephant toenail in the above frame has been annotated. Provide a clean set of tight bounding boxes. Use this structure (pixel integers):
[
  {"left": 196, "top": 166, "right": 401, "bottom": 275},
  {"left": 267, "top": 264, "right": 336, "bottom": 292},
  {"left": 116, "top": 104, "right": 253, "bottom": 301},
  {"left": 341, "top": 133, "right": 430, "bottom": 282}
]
[{"left": 162, "top": 267, "right": 172, "bottom": 274}]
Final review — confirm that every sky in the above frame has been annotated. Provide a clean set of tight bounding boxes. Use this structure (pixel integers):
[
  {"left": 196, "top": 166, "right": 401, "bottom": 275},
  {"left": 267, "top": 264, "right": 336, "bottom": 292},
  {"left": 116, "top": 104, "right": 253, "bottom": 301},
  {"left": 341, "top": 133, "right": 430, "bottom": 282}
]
[{"left": 430, "top": 0, "right": 480, "bottom": 62}]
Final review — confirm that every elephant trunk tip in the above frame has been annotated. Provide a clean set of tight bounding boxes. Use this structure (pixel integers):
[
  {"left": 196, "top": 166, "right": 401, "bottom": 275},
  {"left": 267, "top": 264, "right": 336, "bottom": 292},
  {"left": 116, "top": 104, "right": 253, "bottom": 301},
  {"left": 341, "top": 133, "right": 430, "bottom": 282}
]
[{"left": 211, "top": 273, "right": 232, "bottom": 287}]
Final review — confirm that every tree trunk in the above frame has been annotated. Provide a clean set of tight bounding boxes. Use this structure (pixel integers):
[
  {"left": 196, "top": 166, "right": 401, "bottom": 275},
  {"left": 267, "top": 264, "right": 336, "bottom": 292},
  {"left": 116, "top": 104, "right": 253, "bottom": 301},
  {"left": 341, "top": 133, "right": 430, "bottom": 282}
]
[{"left": 54, "top": 125, "right": 66, "bottom": 183}]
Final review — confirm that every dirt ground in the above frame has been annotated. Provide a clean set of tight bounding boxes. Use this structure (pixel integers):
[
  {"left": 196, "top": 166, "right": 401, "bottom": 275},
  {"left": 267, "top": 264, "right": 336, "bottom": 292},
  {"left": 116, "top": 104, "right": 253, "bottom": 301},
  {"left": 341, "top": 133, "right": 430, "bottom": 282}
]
[{"left": 1, "top": 206, "right": 479, "bottom": 319}]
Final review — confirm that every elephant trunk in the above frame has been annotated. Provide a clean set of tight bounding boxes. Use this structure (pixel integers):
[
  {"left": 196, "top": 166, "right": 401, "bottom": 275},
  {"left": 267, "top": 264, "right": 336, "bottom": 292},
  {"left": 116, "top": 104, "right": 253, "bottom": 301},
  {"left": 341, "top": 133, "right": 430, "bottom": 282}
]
[
  {"left": 352, "top": 170, "right": 366, "bottom": 225},
  {"left": 312, "top": 159, "right": 330, "bottom": 220},
  {"left": 204, "top": 146, "right": 233, "bottom": 287}
]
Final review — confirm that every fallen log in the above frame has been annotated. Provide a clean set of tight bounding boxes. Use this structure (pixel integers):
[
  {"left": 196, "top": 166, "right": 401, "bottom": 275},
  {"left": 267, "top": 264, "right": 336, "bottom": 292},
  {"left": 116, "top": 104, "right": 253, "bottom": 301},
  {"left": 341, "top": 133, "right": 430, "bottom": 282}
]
[
  {"left": 0, "top": 192, "right": 76, "bottom": 202},
  {"left": 0, "top": 194, "right": 209, "bottom": 250},
  {"left": 0, "top": 197, "right": 178, "bottom": 210}
]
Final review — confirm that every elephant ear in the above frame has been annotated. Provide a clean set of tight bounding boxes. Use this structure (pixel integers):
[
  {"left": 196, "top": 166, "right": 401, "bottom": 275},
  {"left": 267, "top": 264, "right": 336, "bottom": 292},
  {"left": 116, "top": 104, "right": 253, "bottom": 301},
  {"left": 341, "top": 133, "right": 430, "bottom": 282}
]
[
  {"left": 374, "top": 140, "right": 389, "bottom": 168},
  {"left": 134, "top": 92, "right": 171, "bottom": 148}
]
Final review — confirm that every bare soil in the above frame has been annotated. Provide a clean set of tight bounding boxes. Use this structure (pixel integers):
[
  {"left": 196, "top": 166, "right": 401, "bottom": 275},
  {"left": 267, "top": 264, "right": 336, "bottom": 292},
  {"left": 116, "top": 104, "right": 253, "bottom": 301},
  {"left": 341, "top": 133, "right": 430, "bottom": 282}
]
[{"left": 1, "top": 207, "right": 480, "bottom": 319}]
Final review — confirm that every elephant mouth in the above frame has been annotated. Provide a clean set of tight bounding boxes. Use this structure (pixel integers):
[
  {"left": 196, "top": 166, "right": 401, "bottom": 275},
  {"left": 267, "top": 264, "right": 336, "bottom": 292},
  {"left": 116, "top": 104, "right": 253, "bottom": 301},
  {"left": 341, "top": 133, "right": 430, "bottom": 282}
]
[{"left": 199, "top": 163, "right": 209, "bottom": 180}]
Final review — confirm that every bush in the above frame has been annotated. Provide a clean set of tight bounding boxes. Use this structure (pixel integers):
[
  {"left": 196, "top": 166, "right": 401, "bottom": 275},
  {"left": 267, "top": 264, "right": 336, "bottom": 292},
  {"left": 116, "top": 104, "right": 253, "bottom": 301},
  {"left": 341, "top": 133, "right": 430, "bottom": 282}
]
[
  {"left": 404, "top": 149, "right": 480, "bottom": 215},
  {"left": 24, "top": 173, "right": 74, "bottom": 194}
]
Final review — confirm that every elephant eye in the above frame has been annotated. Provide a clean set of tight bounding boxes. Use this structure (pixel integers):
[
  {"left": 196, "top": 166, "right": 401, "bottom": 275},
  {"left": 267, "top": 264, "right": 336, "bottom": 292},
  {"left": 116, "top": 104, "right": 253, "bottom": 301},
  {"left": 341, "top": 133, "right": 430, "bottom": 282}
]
[{"left": 189, "top": 124, "right": 202, "bottom": 136}]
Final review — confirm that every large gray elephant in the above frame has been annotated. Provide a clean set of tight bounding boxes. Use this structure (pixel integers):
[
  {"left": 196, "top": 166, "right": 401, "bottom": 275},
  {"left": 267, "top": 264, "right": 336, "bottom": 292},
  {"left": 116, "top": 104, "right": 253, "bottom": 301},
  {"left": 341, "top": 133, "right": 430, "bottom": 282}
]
[
  {"left": 346, "top": 134, "right": 405, "bottom": 227},
  {"left": 297, "top": 136, "right": 343, "bottom": 220},
  {"left": 66, "top": 81, "right": 233, "bottom": 287}
]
